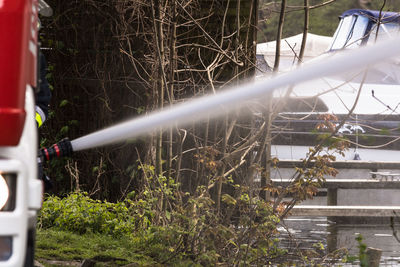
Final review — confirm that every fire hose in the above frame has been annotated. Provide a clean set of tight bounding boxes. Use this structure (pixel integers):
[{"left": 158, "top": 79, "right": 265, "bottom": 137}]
[
  {"left": 39, "top": 138, "right": 74, "bottom": 162},
  {"left": 38, "top": 138, "right": 74, "bottom": 191}
]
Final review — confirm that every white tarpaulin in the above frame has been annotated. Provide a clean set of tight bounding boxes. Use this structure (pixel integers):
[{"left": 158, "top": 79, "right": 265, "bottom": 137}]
[{"left": 256, "top": 33, "right": 332, "bottom": 71}]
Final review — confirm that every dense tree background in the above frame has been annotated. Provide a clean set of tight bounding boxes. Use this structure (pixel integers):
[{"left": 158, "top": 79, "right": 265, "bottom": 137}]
[{"left": 40, "top": 0, "right": 258, "bottom": 203}]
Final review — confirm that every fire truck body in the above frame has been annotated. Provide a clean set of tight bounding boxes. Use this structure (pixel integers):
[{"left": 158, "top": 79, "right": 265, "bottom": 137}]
[
  {"left": 0, "top": 0, "right": 38, "bottom": 146},
  {"left": 0, "top": 0, "right": 43, "bottom": 266}
]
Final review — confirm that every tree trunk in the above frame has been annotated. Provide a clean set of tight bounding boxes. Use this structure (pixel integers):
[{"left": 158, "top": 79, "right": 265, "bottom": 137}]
[
  {"left": 152, "top": 0, "right": 165, "bottom": 177},
  {"left": 298, "top": 0, "right": 309, "bottom": 64},
  {"left": 167, "top": 0, "right": 177, "bottom": 180},
  {"left": 273, "top": 0, "right": 287, "bottom": 71}
]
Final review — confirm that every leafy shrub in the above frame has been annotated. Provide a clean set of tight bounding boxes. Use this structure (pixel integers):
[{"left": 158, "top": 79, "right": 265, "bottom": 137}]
[
  {"left": 38, "top": 192, "right": 134, "bottom": 237},
  {"left": 38, "top": 170, "right": 287, "bottom": 265}
]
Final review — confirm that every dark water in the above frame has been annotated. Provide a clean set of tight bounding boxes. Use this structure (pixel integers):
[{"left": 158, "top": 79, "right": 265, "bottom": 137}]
[{"left": 279, "top": 217, "right": 400, "bottom": 266}]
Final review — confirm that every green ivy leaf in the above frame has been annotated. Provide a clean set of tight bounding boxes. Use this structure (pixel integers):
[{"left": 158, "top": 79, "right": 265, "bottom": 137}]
[
  {"left": 59, "top": 99, "right": 69, "bottom": 107},
  {"left": 222, "top": 194, "right": 236, "bottom": 205}
]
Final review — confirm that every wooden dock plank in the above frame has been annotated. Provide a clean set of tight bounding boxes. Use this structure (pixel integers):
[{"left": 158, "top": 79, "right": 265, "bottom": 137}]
[
  {"left": 290, "top": 205, "right": 400, "bottom": 217},
  {"left": 277, "top": 160, "right": 400, "bottom": 170},
  {"left": 271, "top": 179, "right": 400, "bottom": 189}
]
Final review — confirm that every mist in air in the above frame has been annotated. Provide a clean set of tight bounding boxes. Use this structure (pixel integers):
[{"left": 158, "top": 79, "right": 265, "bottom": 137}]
[{"left": 70, "top": 37, "right": 400, "bottom": 152}]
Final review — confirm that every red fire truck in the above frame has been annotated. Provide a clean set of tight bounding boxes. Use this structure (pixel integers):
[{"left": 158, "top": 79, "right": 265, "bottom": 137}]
[{"left": 0, "top": 0, "right": 45, "bottom": 266}]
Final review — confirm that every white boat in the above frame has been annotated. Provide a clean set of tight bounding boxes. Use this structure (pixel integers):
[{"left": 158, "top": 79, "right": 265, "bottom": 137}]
[{"left": 257, "top": 9, "right": 400, "bottom": 206}]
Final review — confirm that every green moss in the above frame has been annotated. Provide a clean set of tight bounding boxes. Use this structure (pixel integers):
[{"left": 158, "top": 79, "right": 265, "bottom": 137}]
[{"left": 35, "top": 229, "right": 158, "bottom": 266}]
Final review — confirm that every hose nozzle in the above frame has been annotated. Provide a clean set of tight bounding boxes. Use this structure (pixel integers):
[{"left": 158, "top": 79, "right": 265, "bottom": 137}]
[{"left": 39, "top": 138, "right": 73, "bottom": 162}]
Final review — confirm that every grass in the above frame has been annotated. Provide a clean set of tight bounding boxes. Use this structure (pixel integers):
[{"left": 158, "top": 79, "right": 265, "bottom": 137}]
[{"left": 35, "top": 228, "right": 161, "bottom": 266}]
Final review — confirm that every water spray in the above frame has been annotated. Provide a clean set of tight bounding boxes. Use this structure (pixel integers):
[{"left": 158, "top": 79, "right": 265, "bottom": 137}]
[{"left": 44, "top": 37, "right": 400, "bottom": 155}]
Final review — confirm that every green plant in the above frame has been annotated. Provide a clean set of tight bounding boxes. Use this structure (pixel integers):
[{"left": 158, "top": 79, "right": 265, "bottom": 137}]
[
  {"left": 38, "top": 192, "right": 134, "bottom": 237},
  {"left": 356, "top": 234, "right": 368, "bottom": 267}
]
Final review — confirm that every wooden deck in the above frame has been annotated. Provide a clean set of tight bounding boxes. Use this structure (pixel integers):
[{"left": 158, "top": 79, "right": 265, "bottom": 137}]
[
  {"left": 276, "top": 160, "right": 400, "bottom": 170},
  {"left": 272, "top": 160, "right": 400, "bottom": 217},
  {"left": 290, "top": 205, "right": 400, "bottom": 217},
  {"left": 271, "top": 178, "right": 400, "bottom": 189}
]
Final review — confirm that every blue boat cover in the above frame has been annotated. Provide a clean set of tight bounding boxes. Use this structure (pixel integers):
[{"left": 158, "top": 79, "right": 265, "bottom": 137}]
[{"left": 341, "top": 9, "right": 400, "bottom": 23}]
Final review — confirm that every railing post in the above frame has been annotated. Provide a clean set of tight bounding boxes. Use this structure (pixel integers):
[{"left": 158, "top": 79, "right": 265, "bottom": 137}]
[
  {"left": 327, "top": 187, "right": 338, "bottom": 222},
  {"left": 327, "top": 188, "right": 337, "bottom": 205},
  {"left": 366, "top": 247, "right": 382, "bottom": 267},
  {"left": 326, "top": 224, "right": 338, "bottom": 253}
]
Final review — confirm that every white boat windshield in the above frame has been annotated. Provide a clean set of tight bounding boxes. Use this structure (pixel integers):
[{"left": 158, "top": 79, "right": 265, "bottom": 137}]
[{"left": 330, "top": 15, "right": 369, "bottom": 50}]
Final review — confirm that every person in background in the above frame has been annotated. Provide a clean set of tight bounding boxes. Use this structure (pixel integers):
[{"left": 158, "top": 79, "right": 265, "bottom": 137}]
[
  {"left": 36, "top": 0, "right": 53, "bottom": 127},
  {"left": 37, "top": 2, "right": 53, "bottom": 190},
  {"left": 36, "top": 52, "right": 51, "bottom": 128}
]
